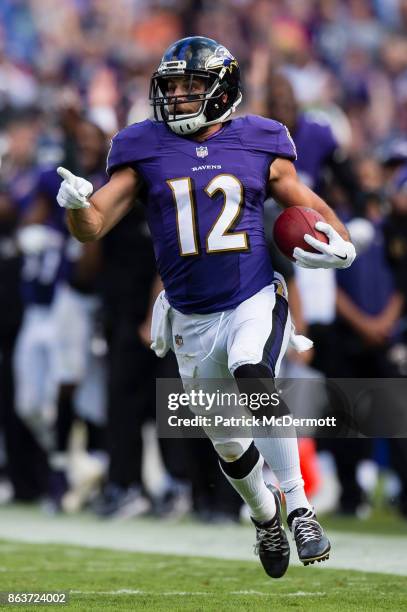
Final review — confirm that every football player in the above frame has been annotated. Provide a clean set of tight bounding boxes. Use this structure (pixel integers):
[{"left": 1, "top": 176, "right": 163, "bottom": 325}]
[{"left": 57, "top": 37, "right": 356, "bottom": 578}]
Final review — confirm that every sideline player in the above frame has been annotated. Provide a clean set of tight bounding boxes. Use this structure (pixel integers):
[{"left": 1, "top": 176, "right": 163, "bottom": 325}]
[{"left": 56, "top": 37, "right": 356, "bottom": 578}]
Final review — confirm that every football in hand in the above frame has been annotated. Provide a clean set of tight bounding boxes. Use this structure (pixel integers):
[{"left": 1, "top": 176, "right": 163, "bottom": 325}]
[{"left": 273, "top": 206, "right": 329, "bottom": 262}]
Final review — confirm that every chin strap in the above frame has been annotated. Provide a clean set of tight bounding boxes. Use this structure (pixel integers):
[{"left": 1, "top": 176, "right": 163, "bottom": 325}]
[
  {"left": 168, "top": 112, "right": 207, "bottom": 135},
  {"left": 167, "top": 90, "right": 242, "bottom": 135}
]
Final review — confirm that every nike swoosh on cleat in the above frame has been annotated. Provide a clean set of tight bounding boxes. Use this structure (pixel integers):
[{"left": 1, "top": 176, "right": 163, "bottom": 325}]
[{"left": 333, "top": 253, "right": 348, "bottom": 260}]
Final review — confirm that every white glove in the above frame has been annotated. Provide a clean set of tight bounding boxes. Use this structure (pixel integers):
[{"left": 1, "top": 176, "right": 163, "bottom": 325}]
[
  {"left": 56, "top": 166, "right": 93, "bottom": 210},
  {"left": 293, "top": 221, "right": 356, "bottom": 269}
]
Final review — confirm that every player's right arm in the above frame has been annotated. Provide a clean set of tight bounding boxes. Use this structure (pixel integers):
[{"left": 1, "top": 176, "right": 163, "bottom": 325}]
[{"left": 57, "top": 166, "right": 138, "bottom": 242}]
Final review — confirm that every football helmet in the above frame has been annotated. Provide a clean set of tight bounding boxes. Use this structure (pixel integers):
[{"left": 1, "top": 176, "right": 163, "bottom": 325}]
[{"left": 150, "top": 36, "right": 242, "bottom": 135}]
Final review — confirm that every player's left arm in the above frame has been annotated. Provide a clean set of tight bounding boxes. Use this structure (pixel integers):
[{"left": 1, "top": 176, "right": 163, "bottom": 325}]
[{"left": 268, "top": 158, "right": 356, "bottom": 269}]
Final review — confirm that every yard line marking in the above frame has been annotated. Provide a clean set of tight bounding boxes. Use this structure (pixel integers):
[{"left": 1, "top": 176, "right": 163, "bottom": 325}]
[
  {"left": 70, "top": 590, "right": 212, "bottom": 596},
  {"left": 70, "top": 589, "right": 327, "bottom": 597}
]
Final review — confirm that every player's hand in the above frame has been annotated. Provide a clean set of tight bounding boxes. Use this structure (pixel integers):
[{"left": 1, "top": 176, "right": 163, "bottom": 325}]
[
  {"left": 57, "top": 166, "right": 93, "bottom": 210},
  {"left": 293, "top": 222, "right": 356, "bottom": 269}
]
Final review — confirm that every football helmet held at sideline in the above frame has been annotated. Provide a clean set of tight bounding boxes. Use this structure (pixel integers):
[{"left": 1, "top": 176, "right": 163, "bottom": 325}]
[{"left": 149, "top": 36, "right": 242, "bottom": 135}]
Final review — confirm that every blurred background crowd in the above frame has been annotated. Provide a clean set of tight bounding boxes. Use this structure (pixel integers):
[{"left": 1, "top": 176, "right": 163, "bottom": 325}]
[{"left": 0, "top": 0, "right": 407, "bottom": 524}]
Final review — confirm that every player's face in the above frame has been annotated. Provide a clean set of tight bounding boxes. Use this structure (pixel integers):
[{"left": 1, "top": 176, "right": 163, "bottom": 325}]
[{"left": 165, "top": 76, "right": 207, "bottom": 115}]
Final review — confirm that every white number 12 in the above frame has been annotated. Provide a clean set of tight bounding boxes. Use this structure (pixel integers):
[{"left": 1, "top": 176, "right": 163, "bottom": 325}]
[{"left": 167, "top": 174, "right": 248, "bottom": 256}]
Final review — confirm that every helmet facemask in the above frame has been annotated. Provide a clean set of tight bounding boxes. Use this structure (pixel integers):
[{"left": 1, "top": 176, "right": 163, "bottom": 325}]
[{"left": 150, "top": 65, "right": 242, "bottom": 135}]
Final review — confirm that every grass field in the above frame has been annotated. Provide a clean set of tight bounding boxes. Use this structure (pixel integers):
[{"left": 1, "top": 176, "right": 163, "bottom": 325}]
[{"left": 0, "top": 540, "right": 406, "bottom": 611}]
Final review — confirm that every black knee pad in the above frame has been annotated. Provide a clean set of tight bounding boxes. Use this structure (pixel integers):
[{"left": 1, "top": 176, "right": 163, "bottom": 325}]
[{"left": 219, "top": 441, "right": 260, "bottom": 479}]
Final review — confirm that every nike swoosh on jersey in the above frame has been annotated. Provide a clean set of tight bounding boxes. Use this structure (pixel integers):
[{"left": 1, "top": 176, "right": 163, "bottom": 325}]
[{"left": 333, "top": 253, "right": 348, "bottom": 261}]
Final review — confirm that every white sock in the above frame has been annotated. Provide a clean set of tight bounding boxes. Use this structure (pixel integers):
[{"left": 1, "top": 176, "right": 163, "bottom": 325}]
[
  {"left": 220, "top": 455, "right": 276, "bottom": 523},
  {"left": 254, "top": 435, "right": 312, "bottom": 516}
]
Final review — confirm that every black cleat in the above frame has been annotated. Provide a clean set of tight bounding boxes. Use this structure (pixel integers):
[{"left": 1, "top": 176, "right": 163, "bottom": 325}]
[
  {"left": 287, "top": 508, "right": 331, "bottom": 566},
  {"left": 252, "top": 485, "right": 290, "bottom": 579}
]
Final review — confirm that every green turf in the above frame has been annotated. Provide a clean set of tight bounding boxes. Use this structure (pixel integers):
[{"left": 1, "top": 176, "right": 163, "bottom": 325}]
[{"left": 0, "top": 540, "right": 405, "bottom": 611}]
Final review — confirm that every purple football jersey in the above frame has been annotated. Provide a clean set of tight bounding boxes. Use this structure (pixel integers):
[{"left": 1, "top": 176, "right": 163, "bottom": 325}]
[
  {"left": 293, "top": 114, "right": 338, "bottom": 192},
  {"left": 107, "top": 115, "right": 296, "bottom": 314}
]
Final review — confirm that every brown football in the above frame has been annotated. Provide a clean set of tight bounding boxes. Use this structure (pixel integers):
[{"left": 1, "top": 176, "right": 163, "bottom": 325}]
[{"left": 273, "top": 206, "right": 329, "bottom": 262}]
